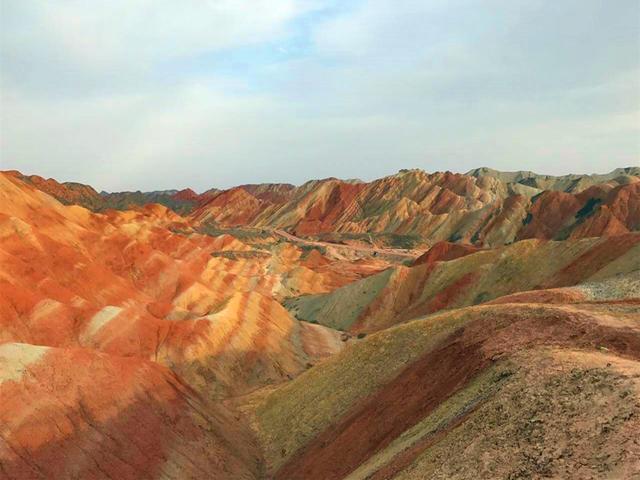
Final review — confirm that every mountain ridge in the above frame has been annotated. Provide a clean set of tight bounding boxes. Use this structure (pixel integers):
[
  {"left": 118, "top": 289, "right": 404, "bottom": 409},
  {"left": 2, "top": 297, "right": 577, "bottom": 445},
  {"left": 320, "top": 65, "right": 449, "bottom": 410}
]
[{"left": 5, "top": 166, "right": 639, "bottom": 247}]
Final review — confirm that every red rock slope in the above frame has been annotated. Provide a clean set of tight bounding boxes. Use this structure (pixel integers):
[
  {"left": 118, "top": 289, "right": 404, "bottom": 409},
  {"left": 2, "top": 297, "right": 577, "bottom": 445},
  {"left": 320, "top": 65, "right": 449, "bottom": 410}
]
[
  {"left": 184, "top": 168, "right": 640, "bottom": 245},
  {"left": 0, "top": 343, "right": 260, "bottom": 479}
]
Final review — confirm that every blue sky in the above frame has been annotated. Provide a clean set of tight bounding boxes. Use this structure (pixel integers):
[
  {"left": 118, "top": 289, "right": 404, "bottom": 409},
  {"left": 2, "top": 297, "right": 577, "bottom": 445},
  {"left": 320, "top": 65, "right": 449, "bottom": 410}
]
[{"left": 1, "top": 0, "right": 638, "bottom": 191}]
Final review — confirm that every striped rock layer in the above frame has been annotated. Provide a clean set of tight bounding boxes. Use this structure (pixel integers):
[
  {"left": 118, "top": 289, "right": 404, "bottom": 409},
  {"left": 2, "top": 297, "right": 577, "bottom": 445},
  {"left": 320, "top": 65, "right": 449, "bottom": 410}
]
[{"left": 8, "top": 167, "right": 640, "bottom": 247}]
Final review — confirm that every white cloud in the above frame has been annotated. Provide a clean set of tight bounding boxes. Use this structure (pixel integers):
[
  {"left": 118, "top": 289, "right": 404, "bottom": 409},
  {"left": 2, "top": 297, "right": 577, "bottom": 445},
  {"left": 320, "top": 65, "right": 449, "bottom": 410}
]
[
  {"left": 3, "top": 0, "right": 308, "bottom": 62},
  {"left": 1, "top": 0, "right": 638, "bottom": 190},
  {"left": 0, "top": 0, "right": 316, "bottom": 93}
]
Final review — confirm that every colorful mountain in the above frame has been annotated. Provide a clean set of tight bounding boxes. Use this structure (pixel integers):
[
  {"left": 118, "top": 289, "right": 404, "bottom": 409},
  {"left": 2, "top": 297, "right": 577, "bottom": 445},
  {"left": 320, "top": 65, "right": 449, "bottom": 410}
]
[
  {"left": 1, "top": 167, "right": 639, "bottom": 479},
  {"left": 12, "top": 167, "right": 639, "bottom": 247}
]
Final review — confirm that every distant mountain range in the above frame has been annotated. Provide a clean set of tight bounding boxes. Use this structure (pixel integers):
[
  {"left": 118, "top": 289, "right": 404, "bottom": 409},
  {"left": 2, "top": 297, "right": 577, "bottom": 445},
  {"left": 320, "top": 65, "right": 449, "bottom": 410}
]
[{"left": 6, "top": 166, "right": 640, "bottom": 247}]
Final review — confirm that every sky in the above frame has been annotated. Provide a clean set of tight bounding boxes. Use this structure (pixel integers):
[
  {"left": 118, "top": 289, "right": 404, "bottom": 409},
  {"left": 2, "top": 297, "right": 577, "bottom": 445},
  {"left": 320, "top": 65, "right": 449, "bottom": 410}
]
[{"left": 1, "top": 0, "right": 639, "bottom": 192}]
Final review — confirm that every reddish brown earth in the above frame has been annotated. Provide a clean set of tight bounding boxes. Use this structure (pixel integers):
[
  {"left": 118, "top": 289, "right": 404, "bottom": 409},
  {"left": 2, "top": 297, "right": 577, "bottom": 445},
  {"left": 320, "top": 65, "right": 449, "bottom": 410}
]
[
  {"left": 274, "top": 328, "right": 488, "bottom": 480},
  {"left": 0, "top": 172, "right": 382, "bottom": 478},
  {"left": 541, "top": 233, "right": 640, "bottom": 289},
  {"left": 0, "top": 344, "right": 260, "bottom": 480},
  {"left": 287, "top": 231, "right": 640, "bottom": 335},
  {"left": 192, "top": 187, "right": 267, "bottom": 226},
  {"left": 172, "top": 187, "right": 200, "bottom": 202},
  {"left": 4, "top": 170, "right": 104, "bottom": 209},
  {"left": 289, "top": 181, "right": 367, "bottom": 236},
  {"left": 412, "top": 241, "right": 481, "bottom": 267},
  {"left": 273, "top": 301, "right": 640, "bottom": 480},
  {"left": 518, "top": 191, "right": 582, "bottom": 239},
  {"left": 191, "top": 168, "right": 640, "bottom": 244},
  {"left": 238, "top": 183, "right": 296, "bottom": 204}
]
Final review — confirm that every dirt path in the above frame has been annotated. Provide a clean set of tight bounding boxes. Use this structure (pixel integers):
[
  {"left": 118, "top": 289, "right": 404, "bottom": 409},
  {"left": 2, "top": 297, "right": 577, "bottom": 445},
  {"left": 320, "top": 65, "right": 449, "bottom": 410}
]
[{"left": 273, "top": 229, "right": 421, "bottom": 260}]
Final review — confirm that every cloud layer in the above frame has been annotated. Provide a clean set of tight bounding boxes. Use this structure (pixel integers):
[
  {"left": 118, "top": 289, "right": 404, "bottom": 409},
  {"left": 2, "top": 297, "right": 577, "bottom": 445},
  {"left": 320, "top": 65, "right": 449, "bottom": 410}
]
[{"left": 1, "top": 0, "right": 638, "bottom": 191}]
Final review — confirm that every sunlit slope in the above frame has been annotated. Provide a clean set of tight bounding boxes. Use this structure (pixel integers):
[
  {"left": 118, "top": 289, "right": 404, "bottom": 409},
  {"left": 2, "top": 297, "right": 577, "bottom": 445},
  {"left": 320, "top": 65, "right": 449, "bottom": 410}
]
[{"left": 0, "top": 172, "right": 356, "bottom": 398}]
